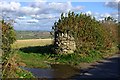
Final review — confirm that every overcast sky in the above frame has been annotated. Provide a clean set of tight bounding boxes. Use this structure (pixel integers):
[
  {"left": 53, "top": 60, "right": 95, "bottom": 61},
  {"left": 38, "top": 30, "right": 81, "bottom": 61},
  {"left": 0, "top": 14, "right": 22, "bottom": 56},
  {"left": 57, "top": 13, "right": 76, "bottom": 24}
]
[{"left": 0, "top": 0, "right": 119, "bottom": 31}]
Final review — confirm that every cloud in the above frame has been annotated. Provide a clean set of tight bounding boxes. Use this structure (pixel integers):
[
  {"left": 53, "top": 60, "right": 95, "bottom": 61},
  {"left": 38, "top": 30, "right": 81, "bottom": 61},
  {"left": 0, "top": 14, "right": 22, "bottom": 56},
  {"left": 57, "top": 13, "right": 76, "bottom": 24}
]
[
  {"left": 17, "top": 16, "right": 27, "bottom": 20},
  {"left": 86, "top": 11, "right": 92, "bottom": 15},
  {"left": 4, "top": 1, "right": 115, "bottom": 31},
  {"left": 100, "top": 13, "right": 111, "bottom": 18},
  {"left": 1, "top": 1, "right": 84, "bottom": 19},
  {"left": 84, "top": 11, "right": 118, "bottom": 21},
  {"left": 16, "top": 17, "right": 39, "bottom": 24},
  {"left": 0, "top": 1, "right": 21, "bottom": 12},
  {"left": 14, "top": 19, "right": 52, "bottom": 31},
  {"left": 72, "top": 6, "right": 84, "bottom": 12},
  {"left": 48, "top": 2, "right": 72, "bottom": 13},
  {"left": 29, "top": 1, "right": 46, "bottom": 8},
  {"left": 34, "top": 0, "right": 46, "bottom": 2},
  {"left": 19, "top": 6, "right": 39, "bottom": 15},
  {"left": 105, "top": 0, "right": 120, "bottom": 9},
  {"left": 29, "top": 1, "right": 83, "bottom": 14},
  {"left": 31, "top": 14, "right": 59, "bottom": 20},
  {"left": 26, "top": 19, "right": 39, "bottom": 23},
  {"left": 1, "top": 1, "right": 84, "bottom": 30},
  {"left": 95, "top": 12, "right": 119, "bottom": 21}
]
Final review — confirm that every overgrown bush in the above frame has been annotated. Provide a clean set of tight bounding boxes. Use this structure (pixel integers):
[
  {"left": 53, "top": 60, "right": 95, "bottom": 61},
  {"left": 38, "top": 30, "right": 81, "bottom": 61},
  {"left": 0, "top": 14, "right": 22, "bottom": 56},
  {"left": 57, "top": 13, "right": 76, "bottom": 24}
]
[
  {"left": 52, "top": 11, "right": 117, "bottom": 54},
  {"left": 1, "top": 19, "right": 16, "bottom": 78},
  {"left": 1, "top": 20, "right": 16, "bottom": 61},
  {"left": 101, "top": 16, "right": 118, "bottom": 44}
]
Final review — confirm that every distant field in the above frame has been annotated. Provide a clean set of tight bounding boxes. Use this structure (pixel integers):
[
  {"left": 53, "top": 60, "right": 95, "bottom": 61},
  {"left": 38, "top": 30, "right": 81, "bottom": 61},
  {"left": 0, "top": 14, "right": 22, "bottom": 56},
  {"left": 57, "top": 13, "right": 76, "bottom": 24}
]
[
  {"left": 12, "top": 39, "right": 53, "bottom": 49},
  {"left": 16, "top": 31, "right": 53, "bottom": 40}
]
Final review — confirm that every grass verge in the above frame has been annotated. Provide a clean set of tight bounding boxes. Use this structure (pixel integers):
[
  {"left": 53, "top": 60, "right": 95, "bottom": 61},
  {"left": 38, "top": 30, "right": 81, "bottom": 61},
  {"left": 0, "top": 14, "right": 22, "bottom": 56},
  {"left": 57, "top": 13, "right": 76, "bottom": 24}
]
[{"left": 16, "top": 44, "right": 118, "bottom": 68}]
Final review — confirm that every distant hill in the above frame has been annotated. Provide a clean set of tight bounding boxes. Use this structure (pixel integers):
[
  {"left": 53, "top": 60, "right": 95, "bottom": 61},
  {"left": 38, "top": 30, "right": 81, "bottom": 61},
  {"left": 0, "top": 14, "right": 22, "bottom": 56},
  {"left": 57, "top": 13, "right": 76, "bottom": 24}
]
[{"left": 15, "top": 31, "right": 53, "bottom": 40}]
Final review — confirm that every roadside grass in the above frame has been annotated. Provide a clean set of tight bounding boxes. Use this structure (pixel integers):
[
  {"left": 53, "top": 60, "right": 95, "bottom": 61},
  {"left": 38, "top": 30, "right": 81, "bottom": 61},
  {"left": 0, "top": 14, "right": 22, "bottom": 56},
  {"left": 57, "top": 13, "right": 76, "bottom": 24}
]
[
  {"left": 16, "top": 46, "right": 118, "bottom": 68},
  {"left": 2, "top": 51, "right": 34, "bottom": 78},
  {"left": 15, "top": 68, "right": 34, "bottom": 78},
  {"left": 17, "top": 50, "right": 52, "bottom": 68}
]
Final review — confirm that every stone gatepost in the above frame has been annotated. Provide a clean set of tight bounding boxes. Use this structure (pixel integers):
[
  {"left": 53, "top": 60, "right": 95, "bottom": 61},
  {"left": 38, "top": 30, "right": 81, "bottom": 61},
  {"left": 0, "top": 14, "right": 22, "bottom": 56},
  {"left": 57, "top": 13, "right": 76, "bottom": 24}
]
[{"left": 54, "top": 31, "right": 76, "bottom": 54}]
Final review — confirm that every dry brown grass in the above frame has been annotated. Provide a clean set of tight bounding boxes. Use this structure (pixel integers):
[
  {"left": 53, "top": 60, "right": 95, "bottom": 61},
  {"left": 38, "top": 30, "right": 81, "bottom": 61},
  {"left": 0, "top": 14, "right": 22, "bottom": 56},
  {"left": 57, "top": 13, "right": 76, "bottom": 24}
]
[{"left": 12, "top": 38, "right": 53, "bottom": 49}]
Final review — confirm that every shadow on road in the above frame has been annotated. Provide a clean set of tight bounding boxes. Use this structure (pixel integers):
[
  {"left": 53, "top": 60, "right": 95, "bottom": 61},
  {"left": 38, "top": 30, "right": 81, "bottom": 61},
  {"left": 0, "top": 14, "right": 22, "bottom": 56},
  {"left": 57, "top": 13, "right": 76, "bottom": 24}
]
[{"left": 70, "top": 53, "right": 120, "bottom": 80}]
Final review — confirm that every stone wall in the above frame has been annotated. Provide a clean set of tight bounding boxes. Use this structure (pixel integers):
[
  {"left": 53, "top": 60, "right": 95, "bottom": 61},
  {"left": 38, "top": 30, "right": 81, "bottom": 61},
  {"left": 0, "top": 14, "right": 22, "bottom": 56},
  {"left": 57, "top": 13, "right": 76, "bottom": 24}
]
[{"left": 54, "top": 32, "right": 76, "bottom": 54}]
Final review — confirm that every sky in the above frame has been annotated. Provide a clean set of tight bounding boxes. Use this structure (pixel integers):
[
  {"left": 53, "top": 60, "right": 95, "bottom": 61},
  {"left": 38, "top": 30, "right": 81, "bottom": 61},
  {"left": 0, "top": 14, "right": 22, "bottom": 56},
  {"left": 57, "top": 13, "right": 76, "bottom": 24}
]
[{"left": 0, "top": 0, "right": 119, "bottom": 31}]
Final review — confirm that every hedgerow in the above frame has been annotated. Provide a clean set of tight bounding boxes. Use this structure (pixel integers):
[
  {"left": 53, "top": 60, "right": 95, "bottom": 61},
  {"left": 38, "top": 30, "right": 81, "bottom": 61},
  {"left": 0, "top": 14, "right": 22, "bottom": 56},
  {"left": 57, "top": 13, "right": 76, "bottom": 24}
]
[{"left": 52, "top": 11, "right": 118, "bottom": 54}]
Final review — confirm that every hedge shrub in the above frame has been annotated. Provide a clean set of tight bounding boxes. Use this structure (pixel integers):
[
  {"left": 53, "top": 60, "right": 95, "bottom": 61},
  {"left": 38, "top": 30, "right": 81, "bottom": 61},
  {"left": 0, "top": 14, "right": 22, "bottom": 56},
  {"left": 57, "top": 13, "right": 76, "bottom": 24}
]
[{"left": 52, "top": 11, "right": 117, "bottom": 54}]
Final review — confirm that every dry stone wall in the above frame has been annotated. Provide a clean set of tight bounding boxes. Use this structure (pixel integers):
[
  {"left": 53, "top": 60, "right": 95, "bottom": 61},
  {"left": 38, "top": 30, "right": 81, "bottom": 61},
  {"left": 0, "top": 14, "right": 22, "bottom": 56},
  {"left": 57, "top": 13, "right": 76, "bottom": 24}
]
[{"left": 54, "top": 32, "right": 76, "bottom": 54}]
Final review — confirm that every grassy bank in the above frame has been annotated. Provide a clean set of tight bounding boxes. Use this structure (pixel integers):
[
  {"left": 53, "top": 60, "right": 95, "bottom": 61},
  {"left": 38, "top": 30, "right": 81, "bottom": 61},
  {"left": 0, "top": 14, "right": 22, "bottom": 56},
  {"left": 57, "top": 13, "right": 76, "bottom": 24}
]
[
  {"left": 17, "top": 50, "right": 102, "bottom": 68},
  {"left": 13, "top": 39, "right": 119, "bottom": 69},
  {"left": 16, "top": 48, "right": 118, "bottom": 69},
  {"left": 17, "top": 50, "right": 51, "bottom": 68}
]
